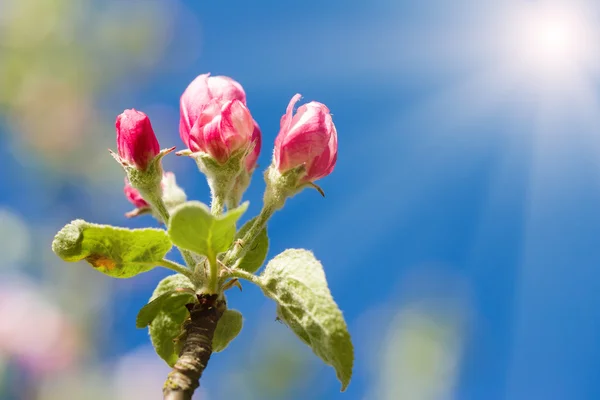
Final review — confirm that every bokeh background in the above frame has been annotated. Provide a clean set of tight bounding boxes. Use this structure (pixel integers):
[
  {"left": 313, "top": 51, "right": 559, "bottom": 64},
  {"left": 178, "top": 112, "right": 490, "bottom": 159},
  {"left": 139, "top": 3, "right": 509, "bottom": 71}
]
[{"left": 1, "top": 0, "right": 600, "bottom": 399}]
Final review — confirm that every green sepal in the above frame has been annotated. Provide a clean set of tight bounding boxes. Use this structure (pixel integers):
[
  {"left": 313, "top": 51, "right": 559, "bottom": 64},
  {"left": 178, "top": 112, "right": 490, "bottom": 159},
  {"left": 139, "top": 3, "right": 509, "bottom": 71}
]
[
  {"left": 192, "top": 149, "right": 247, "bottom": 182},
  {"left": 51, "top": 219, "right": 172, "bottom": 278},
  {"left": 263, "top": 165, "right": 307, "bottom": 211},
  {"left": 167, "top": 201, "right": 248, "bottom": 260},
  {"left": 212, "top": 309, "right": 243, "bottom": 352},
  {"left": 191, "top": 149, "right": 248, "bottom": 208},
  {"left": 117, "top": 147, "right": 174, "bottom": 189},
  {"left": 259, "top": 249, "right": 354, "bottom": 391}
]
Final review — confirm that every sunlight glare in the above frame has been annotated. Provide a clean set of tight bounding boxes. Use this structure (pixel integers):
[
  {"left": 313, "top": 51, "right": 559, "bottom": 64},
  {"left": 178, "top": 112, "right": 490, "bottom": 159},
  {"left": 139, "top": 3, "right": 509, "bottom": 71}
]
[
  {"left": 526, "top": 19, "right": 576, "bottom": 64},
  {"left": 506, "top": 4, "right": 598, "bottom": 81}
]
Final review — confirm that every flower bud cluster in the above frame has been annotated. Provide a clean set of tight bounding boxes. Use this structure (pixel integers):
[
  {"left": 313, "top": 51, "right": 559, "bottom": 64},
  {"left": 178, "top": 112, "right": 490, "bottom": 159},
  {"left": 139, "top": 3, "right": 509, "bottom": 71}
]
[{"left": 112, "top": 73, "right": 338, "bottom": 217}]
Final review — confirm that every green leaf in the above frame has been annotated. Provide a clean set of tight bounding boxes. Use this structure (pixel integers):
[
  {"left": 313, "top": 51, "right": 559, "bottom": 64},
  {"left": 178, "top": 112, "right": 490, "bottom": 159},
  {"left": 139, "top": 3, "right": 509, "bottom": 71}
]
[
  {"left": 235, "top": 218, "right": 269, "bottom": 273},
  {"left": 151, "top": 273, "right": 195, "bottom": 299},
  {"left": 168, "top": 201, "right": 248, "bottom": 260},
  {"left": 149, "top": 309, "right": 189, "bottom": 367},
  {"left": 259, "top": 249, "right": 354, "bottom": 391},
  {"left": 136, "top": 289, "right": 196, "bottom": 329},
  {"left": 147, "top": 274, "right": 195, "bottom": 366},
  {"left": 212, "top": 309, "right": 243, "bottom": 352},
  {"left": 51, "top": 219, "right": 172, "bottom": 278}
]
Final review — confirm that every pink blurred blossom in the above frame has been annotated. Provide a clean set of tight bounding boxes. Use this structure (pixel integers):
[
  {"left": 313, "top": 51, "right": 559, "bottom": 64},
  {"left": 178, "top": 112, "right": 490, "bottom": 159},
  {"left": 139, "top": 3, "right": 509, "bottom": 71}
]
[{"left": 0, "top": 279, "right": 79, "bottom": 375}]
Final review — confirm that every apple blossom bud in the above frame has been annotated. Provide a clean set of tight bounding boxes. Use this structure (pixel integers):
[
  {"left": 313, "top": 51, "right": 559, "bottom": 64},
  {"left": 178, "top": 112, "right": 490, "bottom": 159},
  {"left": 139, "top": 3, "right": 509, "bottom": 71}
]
[
  {"left": 274, "top": 94, "right": 337, "bottom": 182},
  {"left": 180, "top": 73, "right": 246, "bottom": 148},
  {"left": 124, "top": 178, "right": 150, "bottom": 209},
  {"left": 225, "top": 121, "right": 262, "bottom": 209},
  {"left": 245, "top": 121, "right": 262, "bottom": 172},
  {"left": 116, "top": 109, "right": 160, "bottom": 171},
  {"left": 186, "top": 99, "right": 255, "bottom": 164}
]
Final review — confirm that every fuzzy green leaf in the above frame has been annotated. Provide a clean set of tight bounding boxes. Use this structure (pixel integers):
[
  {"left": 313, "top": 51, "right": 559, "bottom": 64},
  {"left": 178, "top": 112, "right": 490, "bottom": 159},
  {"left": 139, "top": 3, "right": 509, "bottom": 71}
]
[
  {"left": 51, "top": 219, "right": 172, "bottom": 278},
  {"left": 147, "top": 274, "right": 195, "bottom": 366},
  {"left": 151, "top": 273, "right": 195, "bottom": 299},
  {"left": 149, "top": 309, "right": 189, "bottom": 367},
  {"left": 235, "top": 218, "right": 269, "bottom": 273},
  {"left": 136, "top": 289, "right": 196, "bottom": 329},
  {"left": 212, "top": 309, "right": 243, "bottom": 353},
  {"left": 259, "top": 249, "right": 354, "bottom": 391},
  {"left": 168, "top": 201, "right": 248, "bottom": 260}
]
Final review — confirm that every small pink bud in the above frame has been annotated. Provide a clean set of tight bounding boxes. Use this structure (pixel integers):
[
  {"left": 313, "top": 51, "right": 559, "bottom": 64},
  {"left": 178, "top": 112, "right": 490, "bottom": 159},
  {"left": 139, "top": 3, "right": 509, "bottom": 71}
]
[
  {"left": 274, "top": 94, "right": 338, "bottom": 182},
  {"left": 180, "top": 73, "right": 246, "bottom": 148},
  {"left": 124, "top": 173, "right": 185, "bottom": 218},
  {"left": 245, "top": 121, "right": 262, "bottom": 172},
  {"left": 116, "top": 109, "right": 160, "bottom": 170},
  {"left": 187, "top": 99, "right": 255, "bottom": 164},
  {"left": 124, "top": 178, "right": 150, "bottom": 209}
]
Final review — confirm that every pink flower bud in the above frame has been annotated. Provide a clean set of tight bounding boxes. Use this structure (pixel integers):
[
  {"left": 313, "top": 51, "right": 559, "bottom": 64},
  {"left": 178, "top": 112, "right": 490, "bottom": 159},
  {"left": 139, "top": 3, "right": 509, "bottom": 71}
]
[
  {"left": 186, "top": 99, "right": 255, "bottom": 164},
  {"left": 245, "top": 121, "right": 262, "bottom": 172},
  {"left": 274, "top": 94, "right": 338, "bottom": 182},
  {"left": 124, "top": 178, "right": 150, "bottom": 209},
  {"left": 180, "top": 73, "right": 246, "bottom": 148},
  {"left": 116, "top": 109, "right": 160, "bottom": 170}
]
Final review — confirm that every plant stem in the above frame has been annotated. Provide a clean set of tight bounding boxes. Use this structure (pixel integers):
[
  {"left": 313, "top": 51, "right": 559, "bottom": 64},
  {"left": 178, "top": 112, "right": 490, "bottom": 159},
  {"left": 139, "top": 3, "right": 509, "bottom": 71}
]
[
  {"left": 210, "top": 193, "right": 225, "bottom": 215},
  {"left": 222, "top": 204, "right": 275, "bottom": 267},
  {"left": 152, "top": 196, "right": 171, "bottom": 225},
  {"left": 163, "top": 294, "right": 225, "bottom": 400},
  {"left": 147, "top": 194, "right": 198, "bottom": 269},
  {"left": 206, "top": 255, "right": 219, "bottom": 294},
  {"left": 179, "top": 250, "right": 198, "bottom": 270},
  {"left": 158, "top": 259, "right": 194, "bottom": 279},
  {"left": 220, "top": 268, "right": 262, "bottom": 286}
]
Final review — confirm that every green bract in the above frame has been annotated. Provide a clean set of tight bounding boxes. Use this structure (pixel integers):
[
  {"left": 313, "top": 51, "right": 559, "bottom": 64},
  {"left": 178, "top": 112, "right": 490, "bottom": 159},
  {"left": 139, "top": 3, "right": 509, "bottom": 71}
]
[
  {"left": 212, "top": 309, "right": 243, "bottom": 352},
  {"left": 259, "top": 249, "right": 354, "bottom": 391},
  {"left": 167, "top": 201, "right": 248, "bottom": 262},
  {"left": 51, "top": 219, "right": 172, "bottom": 278},
  {"left": 234, "top": 217, "right": 269, "bottom": 273},
  {"left": 146, "top": 274, "right": 195, "bottom": 366}
]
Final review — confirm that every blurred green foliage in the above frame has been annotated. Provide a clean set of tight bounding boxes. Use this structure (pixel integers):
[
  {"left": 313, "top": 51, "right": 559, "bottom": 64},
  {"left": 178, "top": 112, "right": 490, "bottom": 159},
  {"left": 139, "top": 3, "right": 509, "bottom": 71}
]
[{"left": 0, "top": 0, "right": 170, "bottom": 180}]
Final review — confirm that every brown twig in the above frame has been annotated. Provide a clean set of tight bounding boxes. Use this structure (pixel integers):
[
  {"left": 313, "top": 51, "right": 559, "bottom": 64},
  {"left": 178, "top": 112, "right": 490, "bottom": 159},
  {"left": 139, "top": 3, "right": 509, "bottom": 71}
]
[{"left": 163, "top": 294, "right": 225, "bottom": 400}]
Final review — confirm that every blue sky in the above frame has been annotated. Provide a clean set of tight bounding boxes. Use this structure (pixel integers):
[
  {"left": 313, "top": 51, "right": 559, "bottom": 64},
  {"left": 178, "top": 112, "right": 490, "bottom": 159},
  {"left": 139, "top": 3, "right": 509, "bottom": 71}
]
[{"left": 3, "top": 0, "right": 600, "bottom": 399}]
